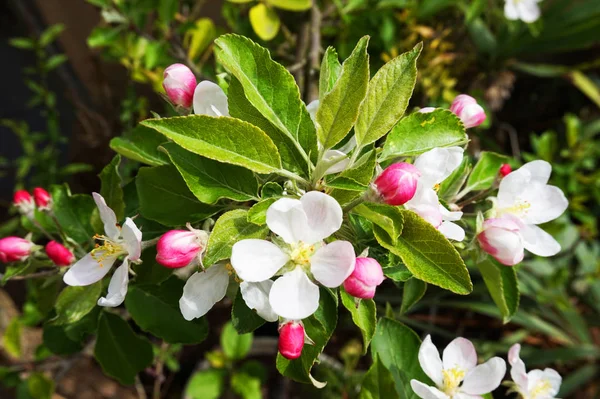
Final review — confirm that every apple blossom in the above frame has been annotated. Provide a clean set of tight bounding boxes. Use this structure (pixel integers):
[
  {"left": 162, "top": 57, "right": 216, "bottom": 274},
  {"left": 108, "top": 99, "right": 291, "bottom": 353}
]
[
  {"left": 13, "top": 190, "right": 35, "bottom": 216},
  {"left": 508, "top": 344, "right": 561, "bottom": 399},
  {"left": 500, "top": 163, "right": 512, "bottom": 177},
  {"left": 343, "top": 257, "right": 384, "bottom": 299},
  {"left": 156, "top": 227, "right": 208, "bottom": 268},
  {"left": 410, "top": 335, "right": 506, "bottom": 399},
  {"left": 45, "top": 240, "right": 74, "bottom": 266},
  {"left": 374, "top": 162, "right": 421, "bottom": 206},
  {"left": 163, "top": 63, "right": 196, "bottom": 108},
  {"left": 33, "top": 187, "right": 52, "bottom": 210},
  {"left": 450, "top": 94, "right": 486, "bottom": 129},
  {"left": 193, "top": 81, "right": 229, "bottom": 117},
  {"left": 278, "top": 320, "right": 305, "bottom": 360},
  {"left": 179, "top": 263, "right": 230, "bottom": 320},
  {"left": 504, "top": 0, "right": 542, "bottom": 23},
  {"left": 63, "top": 193, "right": 142, "bottom": 308},
  {"left": 477, "top": 217, "right": 524, "bottom": 266},
  {"left": 404, "top": 147, "right": 466, "bottom": 241},
  {"left": 0, "top": 237, "right": 34, "bottom": 263},
  {"left": 231, "top": 191, "right": 356, "bottom": 320}
]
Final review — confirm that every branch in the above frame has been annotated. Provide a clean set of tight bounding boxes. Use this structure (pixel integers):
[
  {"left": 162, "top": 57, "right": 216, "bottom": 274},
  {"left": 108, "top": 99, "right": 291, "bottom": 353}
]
[
  {"left": 3, "top": 269, "right": 59, "bottom": 281},
  {"left": 307, "top": 2, "right": 322, "bottom": 102}
]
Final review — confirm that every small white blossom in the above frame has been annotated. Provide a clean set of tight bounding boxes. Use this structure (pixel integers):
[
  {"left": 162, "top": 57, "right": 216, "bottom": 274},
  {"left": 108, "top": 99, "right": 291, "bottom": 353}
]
[
  {"left": 504, "top": 0, "right": 542, "bottom": 23},
  {"left": 508, "top": 344, "right": 561, "bottom": 399}
]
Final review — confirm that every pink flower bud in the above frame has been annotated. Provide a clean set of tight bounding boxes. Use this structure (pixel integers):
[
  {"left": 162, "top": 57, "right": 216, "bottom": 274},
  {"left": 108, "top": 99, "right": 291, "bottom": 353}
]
[
  {"left": 163, "top": 63, "right": 197, "bottom": 108},
  {"left": 343, "top": 257, "right": 385, "bottom": 299},
  {"left": 33, "top": 187, "right": 52, "bottom": 210},
  {"left": 13, "top": 190, "right": 35, "bottom": 216},
  {"left": 45, "top": 241, "right": 74, "bottom": 266},
  {"left": 499, "top": 163, "right": 512, "bottom": 177},
  {"left": 374, "top": 163, "right": 421, "bottom": 206},
  {"left": 477, "top": 218, "right": 524, "bottom": 266},
  {"left": 156, "top": 229, "right": 205, "bottom": 268},
  {"left": 450, "top": 94, "right": 486, "bottom": 129},
  {"left": 278, "top": 321, "right": 305, "bottom": 360},
  {"left": 0, "top": 237, "right": 34, "bottom": 263}
]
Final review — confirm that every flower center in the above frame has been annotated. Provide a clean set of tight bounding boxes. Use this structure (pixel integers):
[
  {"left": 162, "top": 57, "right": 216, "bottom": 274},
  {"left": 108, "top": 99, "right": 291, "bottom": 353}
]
[
  {"left": 530, "top": 379, "right": 552, "bottom": 399},
  {"left": 289, "top": 242, "right": 316, "bottom": 267},
  {"left": 501, "top": 199, "right": 531, "bottom": 218},
  {"left": 91, "top": 234, "right": 126, "bottom": 267},
  {"left": 442, "top": 367, "right": 465, "bottom": 396}
]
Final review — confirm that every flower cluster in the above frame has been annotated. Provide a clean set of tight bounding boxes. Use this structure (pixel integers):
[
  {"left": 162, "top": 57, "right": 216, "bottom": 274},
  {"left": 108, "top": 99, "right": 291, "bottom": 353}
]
[{"left": 13, "top": 187, "right": 52, "bottom": 217}]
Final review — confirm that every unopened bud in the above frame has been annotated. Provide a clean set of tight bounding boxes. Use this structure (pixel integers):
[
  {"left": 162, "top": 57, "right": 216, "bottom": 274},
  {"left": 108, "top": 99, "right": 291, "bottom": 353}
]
[
  {"left": 278, "top": 321, "right": 305, "bottom": 360},
  {"left": 374, "top": 163, "right": 421, "bottom": 206},
  {"left": 343, "top": 257, "right": 384, "bottom": 299},
  {"left": 450, "top": 94, "right": 486, "bottom": 128},
  {"left": 45, "top": 240, "right": 74, "bottom": 266},
  {"left": 499, "top": 163, "right": 512, "bottom": 177},
  {"left": 477, "top": 218, "right": 524, "bottom": 266},
  {"left": 163, "top": 63, "right": 197, "bottom": 108},
  {"left": 0, "top": 237, "right": 34, "bottom": 263},
  {"left": 13, "top": 190, "right": 34, "bottom": 215},
  {"left": 156, "top": 228, "right": 207, "bottom": 268},
  {"left": 33, "top": 187, "right": 52, "bottom": 210}
]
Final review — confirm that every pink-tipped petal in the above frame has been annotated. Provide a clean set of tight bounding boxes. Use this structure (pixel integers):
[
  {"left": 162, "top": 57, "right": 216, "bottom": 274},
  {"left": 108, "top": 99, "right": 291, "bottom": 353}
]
[{"left": 374, "top": 162, "right": 421, "bottom": 206}]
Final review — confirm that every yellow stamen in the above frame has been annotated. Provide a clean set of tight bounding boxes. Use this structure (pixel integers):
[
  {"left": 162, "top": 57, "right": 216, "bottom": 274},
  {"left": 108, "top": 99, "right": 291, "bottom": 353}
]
[
  {"left": 290, "top": 242, "right": 316, "bottom": 266},
  {"left": 530, "top": 380, "right": 552, "bottom": 399},
  {"left": 442, "top": 367, "right": 465, "bottom": 396},
  {"left": 91, "top": 235, "right": 126, "bottom": 267}
]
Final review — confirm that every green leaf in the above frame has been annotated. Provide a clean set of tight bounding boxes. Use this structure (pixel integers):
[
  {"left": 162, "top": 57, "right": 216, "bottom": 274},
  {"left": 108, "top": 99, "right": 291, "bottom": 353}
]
[
  {"left": 359, "top": 356, "right": 400, "bottom": 399},
  {"left": 9, "top": 38, "right": 35, "bottom": 49},
  {"left": 371, "top": 318, "right": 431, "bottom": 398},
  {"left": 464, "top": 151, "right": 510, "bottom": 193},
  {"left": 340, "top": 289, "right": 376, "bottom": 354},
  {"left": 232, "top": 288, "right": 266, "bottom": 334},
  {"left": 353, "top": 202, "right": 404, "bottom": 242},
  {"left": 249, "top": 4, "right": 281, "bottom": 41},
  {"left": 126, "top": 277, "right": 209, "bottom": 344},
  {"left": 476, "top": 259, "right": 519, "bottom": 323},
  {"left": 1, "top": 261, "right": 36, "bottom": 285},
  {"left": 400, "top": 278, "right": 427, "bottom": 314},
  {"left": 136, "top": 165, "right": 220, "bottom": 226},
  {"left": 231, "top": 370, "right": 263, "bottom": 399},
  {"left": 268, "top": 0, "right": 312, "bottom": 11},
  {"left": 355, "top": 43, "right": 421, "bottom": 148},
  {"left": 319, "top": 47, "right": 342, "bottom": 98},
  {"left": 51, "top": 185, "right": 95, "bottom": 244},
  {"left": 43, "top": 323, "right": 83, "bottom": 355},
  {"left": 214, "top": 34, "right": 317, "bottom": 166},
  {"left": 326, "top": 148, "right": 376, "bottom": 190},
  {"left": 380, "top": 109, "right": 468, "bottom": 160},
  {"left": 94, "top": 312, "right": 153, "bottom": 385},
  {"left": 276, "top": 287, "right": 337, "bottom": 387},
  {"left": 26, "top": 372, "right": 54, "bottom": 399},
  {"left": 132, "top": 246, "right": 173, "bottom": 285},
  {"left": 87, "top": 26, "right": 123, "bottom": 48},
  {"left": 158, "top": 0, "right": 178, "bottom": 23},
  {"left": 3, "top": 318, "right": 21, "bottom": 358},
  {"left": 247, "top": 198, "right": 277, "bottom": 225},
  {"left": 142, "top": 115, "right": 282, "bottom": 174},
  {"left": 438, "top": 156, "right": 471, "bottom": 202},
  {"left": 185, "top": 369, "right": 227, "bottom": 399},
  {"left": 45, "top": 54, "right": 68, "bottom": 70},
  {"left": 185, "top": 18, "right": 217, "bottom": 61},
  {"left": 53, "top": 283, "right": 102, "bottom": 325},
  {"left": 317, "top": 36, "right": 369, "bottom": 149},
  {"left": 109, "top": 125, "right": 170, "bottom": 166},
  {"left": 99, "top": 155, "right": 125, "bottom": 221},
  {"left": 221, "top": 321, "right": 253, "bottom": 360},
  {"left": 374, "top": 210, "right": 472, "bottom": 295},
  {"left": 39, "top": 24, "right": 65, "bottom": 47},
  {"left": 204, "top": 210, "right": 269, "bottom": 266},
  {"left": 161, "top": 142, "right": 259, "bottom": 204}
]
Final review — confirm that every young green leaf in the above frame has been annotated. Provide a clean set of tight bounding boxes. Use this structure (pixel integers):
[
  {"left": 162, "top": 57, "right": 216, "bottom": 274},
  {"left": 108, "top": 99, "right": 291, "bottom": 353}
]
[
  {"left": 319, "top": 47, "right": 342, "bottom": 98},
  {"left": 359, "top": 356, "right": 400, "bottom": 399},
  {"left": 326, "top": 148, "right": 376, "bottom": 190},
  {"left": 438, "top": 156, "right": 471, "bottom": 202},
  {"left": 353, "top": 202, "right": 404, "bottom": 242},
  {"left": 476, "top": 259, "right": 519, "bottom": 323},
  {"left": 51, "top": 185, "right": 95, "bottom": 244},
  {"left": 247, "top": 198, "right": 277, "bottom": 225},
  {"left": 99, "top": 155, "right": 125, "bottom": 221},
  {"left": 464, "top": 151, "right": 510, "bottom": 193},
  {"left": 53, "top": 283, "right": 102, "bottom": 325},
  {"left": 185, "top": 369, "right": 227, "bottom": 399},
  {"left": 268, "top": 0, "right": 312, "bottom": 11},
  {"left": 400, "top": 278, "right": 427, "bottom": 314},
  {"left": 340, "top": 289, "right": 376, "bottom": 354},
  {"left": 221, "top": 321, "right": 253, "bottom": 360},
  {"left": 249, "top": 4, "right": 281, "bottom": 41},
  {"left": 110, "top": 125, "right": 169, "bottom": 167}
]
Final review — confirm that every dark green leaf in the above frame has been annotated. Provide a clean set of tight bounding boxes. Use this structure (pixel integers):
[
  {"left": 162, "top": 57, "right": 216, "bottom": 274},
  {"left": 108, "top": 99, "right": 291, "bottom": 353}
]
[
  {"left": 476, "top": 259, "right": 519, "bottom": 323},
  {"left": 53, "top": 282, "right": 102, "bottom": 325},
  {"left": 340, "top": 289, "right": 376, "bottom": 354},
  {"left": 400, "top": 278, "right": 427, "bottom": 314},
  {"left": 99, "top": 155, "right": 125, "bottom": 221},
  {"left": 359, "top": 356, "right": 400, "bottom": 399},
  {"left": 51, "top": 185, "right": 95, "bottom": 244},
  {"left": 232, "top": 288, "right": 266, "bottom": 334}
]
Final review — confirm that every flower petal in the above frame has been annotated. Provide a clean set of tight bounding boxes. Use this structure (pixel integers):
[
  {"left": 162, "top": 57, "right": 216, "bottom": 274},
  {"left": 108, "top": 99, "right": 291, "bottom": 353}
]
[
  {"left": 300, "top": 191, "right": 344, "bottom": 244},
  {"left": 266, "top": 198, "right": 310, "bottom": 244},
  {"left": 240, "top": 280, "right": 279, "bottom": 322},
  {"left": 442, "top": 337, "right": 478, "bottom": 372},
  {"left": 323, "top": 150, "right": 350, "bottom": 175},
  {"left": 414, "top": 147, "right": 464, "bottom": 187},
  {"left": 122, "top": 218, "right": 142, "bottom": 261},
  {"left": 97, "top": 260, "right": 129, "bottom": 307},
  {"left": 504, "top": 1, "right": 519, "bottom": 20},
  {"left": 231, "top": 239, "right": 289, "bottom": 282},
  {"left": 527, "top": 369, "right": 561, "bottom": 396},
  {"left": 311, "top": 241, "right": 356, "bottom": 287},
  {"left": 508, "top": 344, "right": 529, "bottom": 391},
  {"left": 517, "top": 0, "right": 541, "bottom": 23},
  {"left": 63, "top": 251, "right": 116, "bottom": 286},
  {"left": 519, "top": 185, "right": 568, "bottom": 225},
  {"left": 418, "top": 335, "right": 444, "bottom": 387},
  {"left": 542, "top": 368, "right": 562, "bottom": 395},
  {"left": 518, "top": 160, "right": 552, "bottom": 185},
  {"left": 92, "top": 192, "right": 119, "bottom": 239},
  {"left": 179, "top": 264, "right": 229, "bottom": 320},
  {"left": 461, "top": 357, "right": 506, "bottom": 395},
  {"left": 438, "top": 221, "right": 465, "bottom": 242},
  {"left": 193, "top": 81, "right": 229, "bottom": 117},
  {"left": 410, "top": 380, "right": 450, "bottom": 399},
  {"left": 307, "top": 99, "right": 319, "bottom": 122},
  {"left": 269, "top": 268, "right": 319, "bottom": 320},
  {"left": 520, "top": 224, "right": 561, "bottom": 257}
]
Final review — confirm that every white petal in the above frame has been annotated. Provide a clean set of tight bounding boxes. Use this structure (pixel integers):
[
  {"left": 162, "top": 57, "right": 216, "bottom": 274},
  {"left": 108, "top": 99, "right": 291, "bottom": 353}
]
[
  {"left": 310, "top": 241, "right": 356, "bottom": 288},
  {"left": 504, "top": 1, "right": 520, "bottom": 20},
  {"left": 266, "top": 198, "right": 310, "bottom": 244},
  {"left": 439, "top": 205, "right": 462, "bottom": 222},
  {"left": 97, "top": 260, "right": 129, "bottom": 307},
  {"left": 442, "top": 337, "right": 478, "bottom": 372},
  {"left": 519, "top": 185, "right": 568, "bottom": 225},
  {"left": 63, "top": 251, "right": 116, "bottom": 286},
  {"left": 517, "top": 0, "right": 541, "bottom": 22},
  {"left": 231, "top": 239, "right": 289, "bottom": 282},
  {"left": 414, "top": 147, "right": 464, "bottom": 187},
  {"left": 269, "top": 268, "right": 319, "bottom": 320},
  {"left": 527, "top": 369, "right": 561, "bottom": 396},
  {"left": 193, "top": 81, "right": 229, "bottom": 117},
  {"left": 508, "top": 344, "right": 529, "bottom": 390},
  {"left": 240, "top": 280, "right": 279, "bottom": 322},
  {"left": 438, "top": 221, "right": 465, "bottom": 241},
  {"left": 461, "top": 357, "right": 506, "bottom": 395},
  {"left": 542, "top": 368, "right": 562, "bottom": 395},
  {"left": 179, "top": 264, "right": 229, "bottom": 320},
  {"left": 121, "top": 218, "right": 142, "bottom": 261},
  {"left": 323, "top": 150, "right": 350, "bottom": 175},
  {"left": 93, "top": 192, "right": 119, "bottom": 239},
  {"left": 307, "top": 99, "right": 319, "bottom": 122},
  {"left": 518, "top": 160, "right": 552, "bottom": 185},
  {"left": 300, "top": 191, "right": 344, "bottom": 244},
  {"left": 410, "top": 380, "right": 450, "bottom": 399},
  {"left": 418, "top": 335, "right": 444, "bottom": 387},
  {"left": 521, "top": 224, "right": 561, "bottom": 257}
]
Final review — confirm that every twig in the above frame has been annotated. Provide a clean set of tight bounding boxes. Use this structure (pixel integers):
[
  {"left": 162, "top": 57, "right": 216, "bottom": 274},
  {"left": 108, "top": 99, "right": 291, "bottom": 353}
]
[
  {"left": 153, "top": 342, "right": 169, "bottom": 399},
  {"left": 307, "top": 2, "right": 322, "bottom": 102},
  {"left": 294, "top": 22, "right": 310, "bottom": 96},
  {"left": 5, "top": 269, "right": 59, "bottom": 280},
  {"left": 135, "top": 375, "right": 148, "bottom": 399}
]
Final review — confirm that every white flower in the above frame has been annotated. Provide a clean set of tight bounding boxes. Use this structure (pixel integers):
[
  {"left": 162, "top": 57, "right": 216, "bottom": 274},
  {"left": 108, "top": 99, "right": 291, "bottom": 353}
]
[
  {"left": 231, "top": 191, "right": 356, "bottom": 320},
  {"left": 63, "top": 193, "right": 142, "bottom": 308},
  {"left": 493, "top": 160, "right": 568, "bottom": 257},
  {"left": 411, "top": 335, "right": 506, "bottom": 399},
  {"left": 505, "top": 0, "right": 542, "bottom": 23},
  {"left": 193, "top": 81, "right": 229, "bottom": 117},
  {"left": 179, "top": 263, "right": 230, "bottom": 321},
  {"left": 405, "top": 147, "right": 466, "bottom": 241},
  {"left": 508, "top": 344, "right": 561, "bottom": 399}
]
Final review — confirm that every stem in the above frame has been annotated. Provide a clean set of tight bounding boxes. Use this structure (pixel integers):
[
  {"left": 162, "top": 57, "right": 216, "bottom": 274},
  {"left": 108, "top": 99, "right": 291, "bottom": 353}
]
[
  {"left": 456, "top": 188, "right": 495, "bottom": 208},
  {"left": 153, "top": 342, "right": 169, "bottom": 399},
  {"left": 30, "top": 218, "right": 55, "bottom": 241},
  {"left": 277, "top": 169, "right": 310, "bottom": 188},
  {"left": 135, "top": 375, "right": 148, "bottom": 399},
  {"left": 307, "top": 2, "right": 322, "bottom": 102},
  {"left": 5, "top": 269, "right": 59, "bottom": 280},
  {"left": 342, "top": 192, "right": 368, "bottom": 213}
]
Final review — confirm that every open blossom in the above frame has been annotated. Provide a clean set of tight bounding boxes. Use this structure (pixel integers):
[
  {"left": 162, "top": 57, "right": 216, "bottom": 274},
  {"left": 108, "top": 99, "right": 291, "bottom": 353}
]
[
  {"left": 504, "top": 0, "right": 542, "bottom": 23},
  {"left": 163, "top": 63, "right": 196, "bottom": 108},
  {"left": 405, "top": 147, "right": 466, "bottom": 241},
  {"left": 508, "top": 344, "right": 561, "bottom": 399},
  {"left": 45, "top": 241, "right": 74, "bottom": 266},
  {"left": 63, "top": 193, "right": 142, "bottom": 308},
  {"left": 278, "top": 320, "right": 305, "bottom": 360},
  {"left": 231, "top": 191, "right": 356, "bottom": 320},
  {"left": 450, "top": 95, "right": 486, "bottom": 129},
  {"left": 0, "top": 237, "right": 34, "bottom": 263},
  {"left": 33, "top": 187, "right": 52, "bottom": 210},
  {"left": 13, "top": 190, "right": 35, "bottom": 216},
  {"left": 156, "top": 227, "right": 208, "bottom": 268},
  {"left": 411, "top": 335, "right": 506, "bottom": 399},
  {"left": 343, "top": 257, "right": 384, "bottom": 299},
  {"left": 193, "top": 81, "right": 229, "bottom": 117},
  {"left": 374, "top": 162, "right": 421, "bottom": 206}
]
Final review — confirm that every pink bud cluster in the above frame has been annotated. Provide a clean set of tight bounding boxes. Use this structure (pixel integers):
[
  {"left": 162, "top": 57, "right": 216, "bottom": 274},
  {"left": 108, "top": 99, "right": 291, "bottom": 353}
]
[
  {"left": 13, "top": 187, "right": 52, "bottom": 214},
  {"left": 450, "top": 94, "right": 486, "bottom": 129},
  {"left": 343, "top": 257, "right": 385, "bottom": 299}
]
